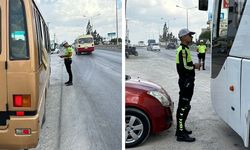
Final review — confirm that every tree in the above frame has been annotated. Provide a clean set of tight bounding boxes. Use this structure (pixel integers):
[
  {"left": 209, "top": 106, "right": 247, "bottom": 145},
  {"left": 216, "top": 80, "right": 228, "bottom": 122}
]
[
  {"left": 84, "top": 20, "right": 104, "bottom": 45},
  {"left": 163, "top": 22, "right": 168, "bottom": 40},
  {"left": 199, "top": 30, "right": 211, "bottom": 41},
  {"left": 86, "top": 20, "right": 92, "bottom": 34},
  {"left": 110, "top": 38, "right": 122, "bottom": 44},
  {"left": 91, "top": 30, "right": 103, "bottom": 45}
]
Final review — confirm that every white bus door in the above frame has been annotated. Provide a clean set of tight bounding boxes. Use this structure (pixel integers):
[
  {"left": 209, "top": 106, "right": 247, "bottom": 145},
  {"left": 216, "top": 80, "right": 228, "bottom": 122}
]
[{"left": 226, "top": 57, "right": 241, "bottom": 135}]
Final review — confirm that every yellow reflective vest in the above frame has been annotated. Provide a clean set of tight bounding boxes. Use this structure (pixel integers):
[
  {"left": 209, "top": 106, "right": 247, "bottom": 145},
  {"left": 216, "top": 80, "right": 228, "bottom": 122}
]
[
  {"left": 197, "top": 44, "right": 206, "bottom": 54},
  {"left": 176, "top": 44, "right": 195, "bottom": 80},
  {"left": 64, "top": 47, "right": 73, "bottom": 59}
]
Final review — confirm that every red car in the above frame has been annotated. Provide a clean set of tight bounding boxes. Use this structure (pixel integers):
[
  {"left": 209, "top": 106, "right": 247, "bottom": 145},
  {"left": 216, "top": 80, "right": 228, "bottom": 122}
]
[{"left": 125, "top": 75, "right": 174, "bottom": 148}]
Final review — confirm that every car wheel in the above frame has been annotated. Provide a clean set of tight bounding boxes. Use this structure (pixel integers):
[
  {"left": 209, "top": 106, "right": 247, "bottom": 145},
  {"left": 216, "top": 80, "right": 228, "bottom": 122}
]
[{"left": 126, "top": 108, "right": 151, "bottom": 148}]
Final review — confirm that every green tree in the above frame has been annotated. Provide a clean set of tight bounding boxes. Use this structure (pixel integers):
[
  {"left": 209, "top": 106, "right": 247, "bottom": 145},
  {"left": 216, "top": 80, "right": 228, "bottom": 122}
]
[
  {"left": 110, "top": 38, "right": 122, "bottom": 44},
  {"left": 199, "top": 30, "right": 211, "bottom": 41},
  {"left": 163, "top": 22, "right": 167, "bottom": 40},
  {"left": 86, "top": 20, "right": 92, "bottom": 34},
  {"left": 85, "top": 20, "right": 104, "bottom": 45}
]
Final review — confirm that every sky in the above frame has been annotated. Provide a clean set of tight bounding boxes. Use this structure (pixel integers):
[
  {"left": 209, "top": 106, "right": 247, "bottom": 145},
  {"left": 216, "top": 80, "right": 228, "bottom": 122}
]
[
  {"left": 34, "top": 0, "right": 122, "bottom": 44},
  {"left": 126, "top": 0, "right": 212, "bottom": 44}
]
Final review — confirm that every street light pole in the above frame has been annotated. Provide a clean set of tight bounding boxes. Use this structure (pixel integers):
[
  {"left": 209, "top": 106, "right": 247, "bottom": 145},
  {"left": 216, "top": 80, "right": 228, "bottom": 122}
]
[
  {"left": 176, "top": 5, "right": 197, "bottom": 29},
  {"left": 186, "top": 9, "right": 189, "bottom": 29},
  {"left": 116, "top": 0, "right": 119, "bottom": 45},
  {"left": 161, "top": 17, "right": 176, "bottom": 29}
]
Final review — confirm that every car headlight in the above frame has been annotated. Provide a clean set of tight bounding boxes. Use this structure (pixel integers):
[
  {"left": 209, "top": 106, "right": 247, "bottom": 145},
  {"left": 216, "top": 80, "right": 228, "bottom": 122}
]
[{"left": 147, "top": 91, "right": 170, "bottom": 106}]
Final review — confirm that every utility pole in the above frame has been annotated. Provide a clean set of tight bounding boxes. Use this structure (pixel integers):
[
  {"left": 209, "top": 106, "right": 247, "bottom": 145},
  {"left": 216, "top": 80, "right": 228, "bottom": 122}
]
[
  {"left": 116, "top": 0, "right": 119, "bottom": 45},
  {"left": 54, "top": 33, "right": 56, "bottom": 49}
]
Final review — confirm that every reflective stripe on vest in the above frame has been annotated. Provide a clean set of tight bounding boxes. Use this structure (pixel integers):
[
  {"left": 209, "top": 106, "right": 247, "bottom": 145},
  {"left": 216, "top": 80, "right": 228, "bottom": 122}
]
[
  {"left": 176, "top": 46, "right": 193, "bottom": 70},
  {"left": 197, "top": 45, "right": 206, "bottom": 53}
]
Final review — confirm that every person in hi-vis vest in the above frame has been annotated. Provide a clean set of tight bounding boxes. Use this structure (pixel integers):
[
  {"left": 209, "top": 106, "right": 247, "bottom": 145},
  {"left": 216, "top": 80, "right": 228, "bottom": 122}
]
[
  {"left": 175, "top": 28, "right": 201, "bottom": 142},
  {"left": 60, "top": 41, "right": 73, "bottom": 86},
  {"left": 197, "top": 40, "right": 207, "bottom": 70}
]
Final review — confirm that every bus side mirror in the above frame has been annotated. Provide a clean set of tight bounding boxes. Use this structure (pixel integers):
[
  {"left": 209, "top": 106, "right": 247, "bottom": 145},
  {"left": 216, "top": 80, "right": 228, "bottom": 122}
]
[{"left": 199, "top": 0, "right": 208, "bottom": 11}]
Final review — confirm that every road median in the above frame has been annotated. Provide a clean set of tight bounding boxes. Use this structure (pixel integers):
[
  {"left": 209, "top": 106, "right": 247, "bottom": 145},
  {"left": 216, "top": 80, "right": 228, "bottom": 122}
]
[{"left": 95, "top": 45, "right": 122, "bottom": 52}]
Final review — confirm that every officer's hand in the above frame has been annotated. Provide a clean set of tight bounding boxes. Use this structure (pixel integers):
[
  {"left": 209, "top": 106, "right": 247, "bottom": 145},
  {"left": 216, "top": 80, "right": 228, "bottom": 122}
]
[{"left": 194, "top": 63, "right": 201, "bottom": 69}]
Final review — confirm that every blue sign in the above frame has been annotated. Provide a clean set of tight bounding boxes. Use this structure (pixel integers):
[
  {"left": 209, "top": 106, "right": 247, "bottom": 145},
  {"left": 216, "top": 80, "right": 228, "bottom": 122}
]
[
  {"left": 220, "top": 13, "right": 224, "bottom": 20},
  {"left": 108, "top": 32, "right": 116, "bottom": 37},
  {"left": 11, "top": 31, "right": 25, "bottom": 40}
]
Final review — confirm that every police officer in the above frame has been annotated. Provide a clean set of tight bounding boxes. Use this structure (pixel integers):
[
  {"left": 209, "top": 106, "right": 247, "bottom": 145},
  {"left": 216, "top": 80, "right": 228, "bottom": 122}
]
[
  {"left": 60, "top": 41, "right": 73, "bottom": 86},
  {"left": 197, "top": 40, "right": 207, "bottom": 70},
  {"left": 175, "top": 28, "right": 201, "bottom": 142}
]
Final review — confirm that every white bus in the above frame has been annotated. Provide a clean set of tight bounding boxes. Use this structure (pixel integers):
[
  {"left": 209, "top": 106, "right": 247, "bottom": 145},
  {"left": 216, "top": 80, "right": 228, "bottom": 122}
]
[
  {"left": 199, "top": 0, "right": 250, "bottom": 147},
  {"left": 74, "top": 34, "right": 94, "bottom": 55}
]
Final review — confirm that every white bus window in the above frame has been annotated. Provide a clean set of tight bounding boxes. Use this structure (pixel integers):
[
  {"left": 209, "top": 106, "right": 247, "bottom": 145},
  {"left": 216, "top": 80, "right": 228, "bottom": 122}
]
[
  {"left": 9, "top": 0, "right": 29, "bottom": 60},
  {"left": 228, "top": 0, "right": 247, "bottom": 39},
  {"left": 78, "top": 38, "right": 93, "bottom": 44},
  {"left": 211, "top": 0, "right": 246, "bottom": 78}
]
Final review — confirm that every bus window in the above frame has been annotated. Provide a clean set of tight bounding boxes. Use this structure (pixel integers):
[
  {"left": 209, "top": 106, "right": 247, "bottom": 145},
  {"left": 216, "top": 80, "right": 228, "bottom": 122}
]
[
  {"left": 78, "top": 38, "right": 93, "bottom": 44},
  {"left": 33, "top": 9, "right": 43, "bottom": 65},
  {"left": 9, "top": 0, "right": 29, "bottom": 60},
  {"left": 228, "top": 0, "right": 247, "bottom": 40},
  {"left": 211, "top": 0, "right": 246, "bottom": 78}
]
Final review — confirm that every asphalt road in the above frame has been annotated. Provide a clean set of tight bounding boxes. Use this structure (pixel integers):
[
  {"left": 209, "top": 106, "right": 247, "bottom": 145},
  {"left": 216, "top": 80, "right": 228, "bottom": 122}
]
[
  {"left": 126, "top": 47, "right": 249, "bottom": 150},
  {"left": 33, "top": 49, "right": 122, "bottom": 150}
]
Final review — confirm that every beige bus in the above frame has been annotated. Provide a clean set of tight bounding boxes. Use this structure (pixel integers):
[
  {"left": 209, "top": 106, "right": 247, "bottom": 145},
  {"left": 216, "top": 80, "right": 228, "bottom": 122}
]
[
  {"left": 74, "top": 34, "right": 95, "bottom": 55},
  {"left": 0, "top": 0, "right": 50, "bottom": 149}
]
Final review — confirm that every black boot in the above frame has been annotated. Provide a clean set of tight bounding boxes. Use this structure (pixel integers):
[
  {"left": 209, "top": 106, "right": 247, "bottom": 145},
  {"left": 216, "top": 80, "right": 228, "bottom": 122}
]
[
  {"left": 65, "top": 81, "right": 73, "bottom": 86},
  {"left": 184, "top": 129, "right": 192, "bottom": 134},
  {"left": 202, "top": 63, "right": 205, "bottom": 70},
  {"left": 176, "top": 131, "right": 196, "bottom": 142}
]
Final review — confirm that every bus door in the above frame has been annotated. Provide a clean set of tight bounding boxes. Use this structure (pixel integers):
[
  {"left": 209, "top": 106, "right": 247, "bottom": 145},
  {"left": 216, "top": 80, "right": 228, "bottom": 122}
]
[{"left": 0, "top": 0, "right": 8, "bottom": 126}]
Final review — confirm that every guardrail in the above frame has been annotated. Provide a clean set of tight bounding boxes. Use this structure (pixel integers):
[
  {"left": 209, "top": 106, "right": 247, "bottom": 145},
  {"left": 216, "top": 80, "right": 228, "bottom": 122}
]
[{"left": 95, "top": 45, "right": 122, "bottom": 52}]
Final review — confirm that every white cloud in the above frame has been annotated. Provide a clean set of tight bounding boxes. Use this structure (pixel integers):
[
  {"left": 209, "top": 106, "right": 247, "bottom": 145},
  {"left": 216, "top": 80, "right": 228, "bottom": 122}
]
[
  {"left": 35, "top": 0, "right": 122, "bottom": 44},
  {"left": 126, "top": 0, "right": 209, "bottom": 44}
]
